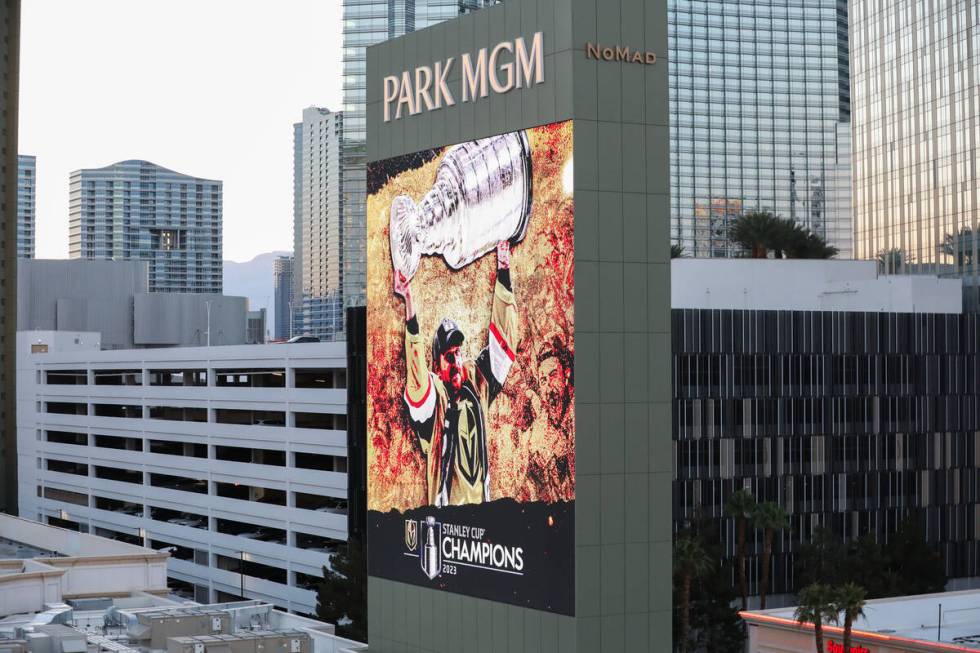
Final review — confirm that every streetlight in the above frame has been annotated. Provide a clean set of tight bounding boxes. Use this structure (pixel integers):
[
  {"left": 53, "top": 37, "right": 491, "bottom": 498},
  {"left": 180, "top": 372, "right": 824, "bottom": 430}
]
[
  {"left": 240, "top": 551, "right": 248, "bottom": 599},
  {"left": 205, "top": 300, "right": 213, "bottom": 347}
]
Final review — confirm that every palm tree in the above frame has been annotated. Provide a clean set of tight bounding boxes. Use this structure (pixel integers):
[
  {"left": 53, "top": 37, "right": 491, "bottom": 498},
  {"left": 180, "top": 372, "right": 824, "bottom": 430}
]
[
  {"left": 877, "top": 247, "right": 907, "bottom": 274},
  {"left": 795, "top": 583, "right": 836, "bottom": 653},
  {"left": 833, "top": 583, "right": 867, "bottom": 653},
  {"left": 940, "top": 228, "right": 978, "bottom": 268},
  {"left": 729, "top": 211, "right": 781, "bottom": 258},
  {"left": 753, "top": 501, "right": 791, "bottom": 609},
  {"left": 729, "top": 211, "right": 837, "bottom": 260},
  {"left": 785, "top": 231, "right": 839, "bottom": 259},
  {"left": 671, "top": 243, "right": 686, "bottom": 259},
  {"left": 725, "top": 488, "right": 756, "bottom": 609},
  {"left": 675, "top": 535, "right": 714, "bottom": 653}
]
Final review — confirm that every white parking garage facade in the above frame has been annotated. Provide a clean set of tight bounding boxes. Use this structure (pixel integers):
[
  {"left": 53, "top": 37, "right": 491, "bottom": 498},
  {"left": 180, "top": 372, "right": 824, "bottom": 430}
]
[{"left": 16, "top": 331, "right": 349, "bottom": 615}]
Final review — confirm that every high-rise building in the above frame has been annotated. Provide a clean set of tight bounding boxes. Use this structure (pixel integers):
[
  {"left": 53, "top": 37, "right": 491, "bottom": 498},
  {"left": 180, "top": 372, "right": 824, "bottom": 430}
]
[
  {"left": 273, "top": 255, "right": 293, "bottom": 340},
  {"left": 293, "top": 108, "right": 344, "bottom": 340},
  {"left": 0, "top": 0, "right": 20, "bottom": 515},
  {"left": 669, "top": 0, "right": 853, "bottom": 258},
  {"left": 17, "top": 154, "right": 34, "bottom": 259},
  {"left": 339, "top": 0, "right": 498, "bottom": 321},
  {"left": 851, "top": 0, "right": 980, "bottom": 304},
  {"left": 69, "top": 160, "right": 222, "bottom": 294}
]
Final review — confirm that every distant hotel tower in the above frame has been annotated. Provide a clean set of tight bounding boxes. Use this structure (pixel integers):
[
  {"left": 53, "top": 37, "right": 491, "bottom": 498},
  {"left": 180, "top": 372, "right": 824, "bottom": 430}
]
[
  {"left": 17, "top": 154, "right": 34, "bottom": 258},
  {"left": 293, "top": 107, "right": 343, "bottom": 340},
  {"left": 274, "top": 254, "right": 294, "bottom": 340},
  {"left": 69, "top": 160, "right": 222, "bottom": 293}
]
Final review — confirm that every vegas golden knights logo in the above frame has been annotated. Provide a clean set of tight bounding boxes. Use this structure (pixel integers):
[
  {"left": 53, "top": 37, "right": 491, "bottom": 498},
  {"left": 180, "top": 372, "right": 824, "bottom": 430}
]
[{"left": 405, "top": 519, "right": 418, "bottom": 551}]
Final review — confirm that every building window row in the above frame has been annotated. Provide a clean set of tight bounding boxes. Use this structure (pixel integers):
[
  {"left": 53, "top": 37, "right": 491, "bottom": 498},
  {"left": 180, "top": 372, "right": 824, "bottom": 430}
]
[
  {"left": 43, "top": 403, "right": 344, "bottom": 429},
  {"left": 43, "top": 366, "right": 346, "bottom": 389}
]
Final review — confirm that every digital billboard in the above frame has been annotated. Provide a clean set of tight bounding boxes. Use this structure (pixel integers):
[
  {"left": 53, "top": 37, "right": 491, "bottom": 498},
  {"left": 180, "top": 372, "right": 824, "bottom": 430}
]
[{"left": 366, "top": 120, "right": 575, "bottom": 614}]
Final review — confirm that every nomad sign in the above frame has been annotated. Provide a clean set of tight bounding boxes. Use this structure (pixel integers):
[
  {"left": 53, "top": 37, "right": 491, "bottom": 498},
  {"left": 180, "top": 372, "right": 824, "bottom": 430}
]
[
  {"left": 383, "top": 32, "right": 544, "bottom": 122},
  {"left": 585, "top": 41, "right": 658, "bottom": 65}
]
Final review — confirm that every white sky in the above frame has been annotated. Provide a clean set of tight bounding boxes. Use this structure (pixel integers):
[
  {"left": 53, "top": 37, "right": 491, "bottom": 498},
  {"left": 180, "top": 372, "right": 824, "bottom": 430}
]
[{"left": 20, "top": 0, "right": 343, "bottom": 262}]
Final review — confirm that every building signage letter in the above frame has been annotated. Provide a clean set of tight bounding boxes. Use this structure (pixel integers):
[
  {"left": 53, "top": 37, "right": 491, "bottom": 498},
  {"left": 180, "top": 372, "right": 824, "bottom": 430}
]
[
  {"left": 462, "top": 48, "right": 489, "bottom": 102},
  {"left": 488, "top": 41, "right": 515, "bottom": 93},
  {"left": 514, "top": 32, "right": 544, "bottom": 88}
]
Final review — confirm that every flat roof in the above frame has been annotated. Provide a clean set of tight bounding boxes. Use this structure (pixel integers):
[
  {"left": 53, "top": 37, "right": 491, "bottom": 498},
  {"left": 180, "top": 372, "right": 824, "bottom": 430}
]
[
  {"left": 672, "top": 258, "right": 963, "bottom": 314},
  {"left": 0, "top": 514, "right": 155, "bottom": 558},
  {"left": 744, "top": 589, "right": 980, "bottom": 651},
  {"left": 0, "top": 537, "right": 57, "bottom": 560}
]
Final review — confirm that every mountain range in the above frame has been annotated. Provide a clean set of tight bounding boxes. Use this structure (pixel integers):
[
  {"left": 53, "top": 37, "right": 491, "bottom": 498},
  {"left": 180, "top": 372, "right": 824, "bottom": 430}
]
[{"left": 223, "top": 251, "right": 290, "bottom": 337}]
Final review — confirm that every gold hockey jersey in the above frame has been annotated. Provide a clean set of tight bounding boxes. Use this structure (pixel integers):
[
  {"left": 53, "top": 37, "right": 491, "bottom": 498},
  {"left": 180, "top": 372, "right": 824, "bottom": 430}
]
[{"left": 403, "top": 277, "right": 518, "bottom": 506}]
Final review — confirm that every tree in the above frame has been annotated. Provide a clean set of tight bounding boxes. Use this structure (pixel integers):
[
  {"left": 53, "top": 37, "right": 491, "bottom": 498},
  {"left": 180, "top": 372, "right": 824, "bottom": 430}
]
[
  {"left": 884, "top": 515, "right": 947, "bottom": 596},
  {"left": 841, "top": 534, "right": 895, "bottom": 598},
  {"left": 675, "top": 535, "right": 714, "bottom": 653},
  {"left": 673, "top": 511, "right": 746, "bottom": 653},
  {"left": 753, "top": 502, "right": 790, "bottom": 609},
  {"left": 877, "top": 247, "right": 906, "bottom": 274},
  {"left": 729, "top": 211, "right": 782, "bottom": 258},
  {"left": 940, "top": 228, "right": 977, "bottom": 267},
  {"left": 785, "top": 231, "right": 839, "bottom": 259},
  {"left": 729, "top": 211, "right": 837, "bottom": 260},
  {"left": 796, "top": 518, "right": 945, "bottom": 602},
  {"left": 832, "top": 583, "right": 867, "bottom": 653},
  {"left": 794, "top": 583, "right": 835, "bottom": 653},
  {"left": 316, "top": 536, "right": 368, "bottom": 642},
  {"left": 725, "top": 488, "right": 756, "bottom": 609},
  {"left": 795, "top": 525, "right": 844, "bottom": 590},
  {"left": 671, "top": 243, "right": 686, "bottom": 258}
]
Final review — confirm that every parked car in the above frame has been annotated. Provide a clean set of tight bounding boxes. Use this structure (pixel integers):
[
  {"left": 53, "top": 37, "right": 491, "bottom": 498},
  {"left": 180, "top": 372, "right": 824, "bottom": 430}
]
[
  {"left": 167, "top": 517, "right": 204, "bottom": 528},
  {"left": 286, "top": 335, "right": 319, "bottom": 343}
]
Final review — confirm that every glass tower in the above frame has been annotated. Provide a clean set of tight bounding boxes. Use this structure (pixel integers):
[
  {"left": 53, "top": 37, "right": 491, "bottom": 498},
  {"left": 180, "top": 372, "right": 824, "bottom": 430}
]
[
  {"left": 340, "top": 0, "right": 497, "bottom": 326},
  {"left": 68, "top": 160, "right": 223, "bottom": 293},
  {"left": 273, "top": 254, "right": 293, "bottom": 340},
  {"left": 669, "top": 0, "right": 852, "bottom": 258},
  {"left": 17, "top": 154, "right": 34, "bottom": 258},
  {"left": 851, "top": 0, "right": 980, "bottom": 305},
  {"left": 293, "top": 107, "right": 344, "bottom": 341}
]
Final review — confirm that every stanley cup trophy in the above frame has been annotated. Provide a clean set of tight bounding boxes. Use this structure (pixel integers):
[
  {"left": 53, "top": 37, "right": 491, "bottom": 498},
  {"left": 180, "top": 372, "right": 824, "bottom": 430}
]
[
  {"left": 389, "top": 131, "right": 533, "bottom": 282},
  {"left": 421, "top": 516, "right": 441, "bottom": 580}
]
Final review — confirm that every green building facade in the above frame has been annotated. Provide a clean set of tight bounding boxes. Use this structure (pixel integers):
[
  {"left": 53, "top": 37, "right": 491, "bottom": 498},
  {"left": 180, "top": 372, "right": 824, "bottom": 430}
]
[{"left": 365, "top": 1, "right": 671, "bottom": 650}]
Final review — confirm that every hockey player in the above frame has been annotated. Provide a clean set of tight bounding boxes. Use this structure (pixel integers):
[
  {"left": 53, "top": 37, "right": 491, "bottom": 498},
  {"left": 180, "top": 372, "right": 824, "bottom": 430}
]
[{"left": 395, "top": 240, "right": 519, "bottom": 506}]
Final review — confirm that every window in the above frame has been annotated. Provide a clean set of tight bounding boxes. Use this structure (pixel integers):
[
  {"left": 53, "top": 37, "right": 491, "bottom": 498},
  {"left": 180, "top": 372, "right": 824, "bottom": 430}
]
[
  {"left": 294, "top": 412, "right": 347, "bottom": 430},
  {"left": 148, "top": 406, "right": 207, "bottom": 422},
  {"left": 93, "top": 369, "right": 142, "bottom": 386},
  {"left": 45, "top": 370, "right": 87, "bottom": 385},
  {"left": 215, "top": 368, "right": 286, "bottom": 388},
  {"left": 295, "top": 368, "right": 347, "bottom": 389},
  {"left": 148, "top": 369, "right": 207, "bottom": 386},
  {"left": 214, "top": 409, "right": 285, "bottom": 426},
  {"left": 294, "top": 452, "right": 347, "bottom": 473}
]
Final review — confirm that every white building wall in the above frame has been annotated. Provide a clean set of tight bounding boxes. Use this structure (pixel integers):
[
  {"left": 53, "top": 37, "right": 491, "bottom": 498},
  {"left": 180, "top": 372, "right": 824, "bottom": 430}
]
[
  {"left": 16, "top": 331, "right": 349, "bottom": 615},
  {"left": 671, "top": 259, "right": 963, "bottom": 314}
]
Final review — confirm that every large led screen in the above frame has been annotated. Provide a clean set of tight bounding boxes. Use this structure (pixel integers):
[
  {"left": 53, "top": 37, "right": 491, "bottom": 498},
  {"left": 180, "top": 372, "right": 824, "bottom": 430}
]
[{"left": 366, "top": 120, "right": 575, "bottom": 614}]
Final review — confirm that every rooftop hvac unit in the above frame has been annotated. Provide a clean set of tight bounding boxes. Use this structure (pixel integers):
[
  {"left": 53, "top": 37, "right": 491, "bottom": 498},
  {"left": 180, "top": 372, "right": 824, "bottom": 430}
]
[
  {"left": 166, "top": 631, "right": 311, "bottom": 653},
  {"left": 33, "top": 626, "right": 86, "bottom": 653},
  {"left": 134, "top": 610, "right": 232, "bottom": 650},
  {"left": 0, "top": 640, "right": 29, "bottom": 653}
]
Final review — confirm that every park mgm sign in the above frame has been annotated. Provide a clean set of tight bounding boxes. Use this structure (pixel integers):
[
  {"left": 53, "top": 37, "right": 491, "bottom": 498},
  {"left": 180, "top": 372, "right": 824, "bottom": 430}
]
[{"left": 381, "top": 33, "right": 659, "bottom": 123}]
